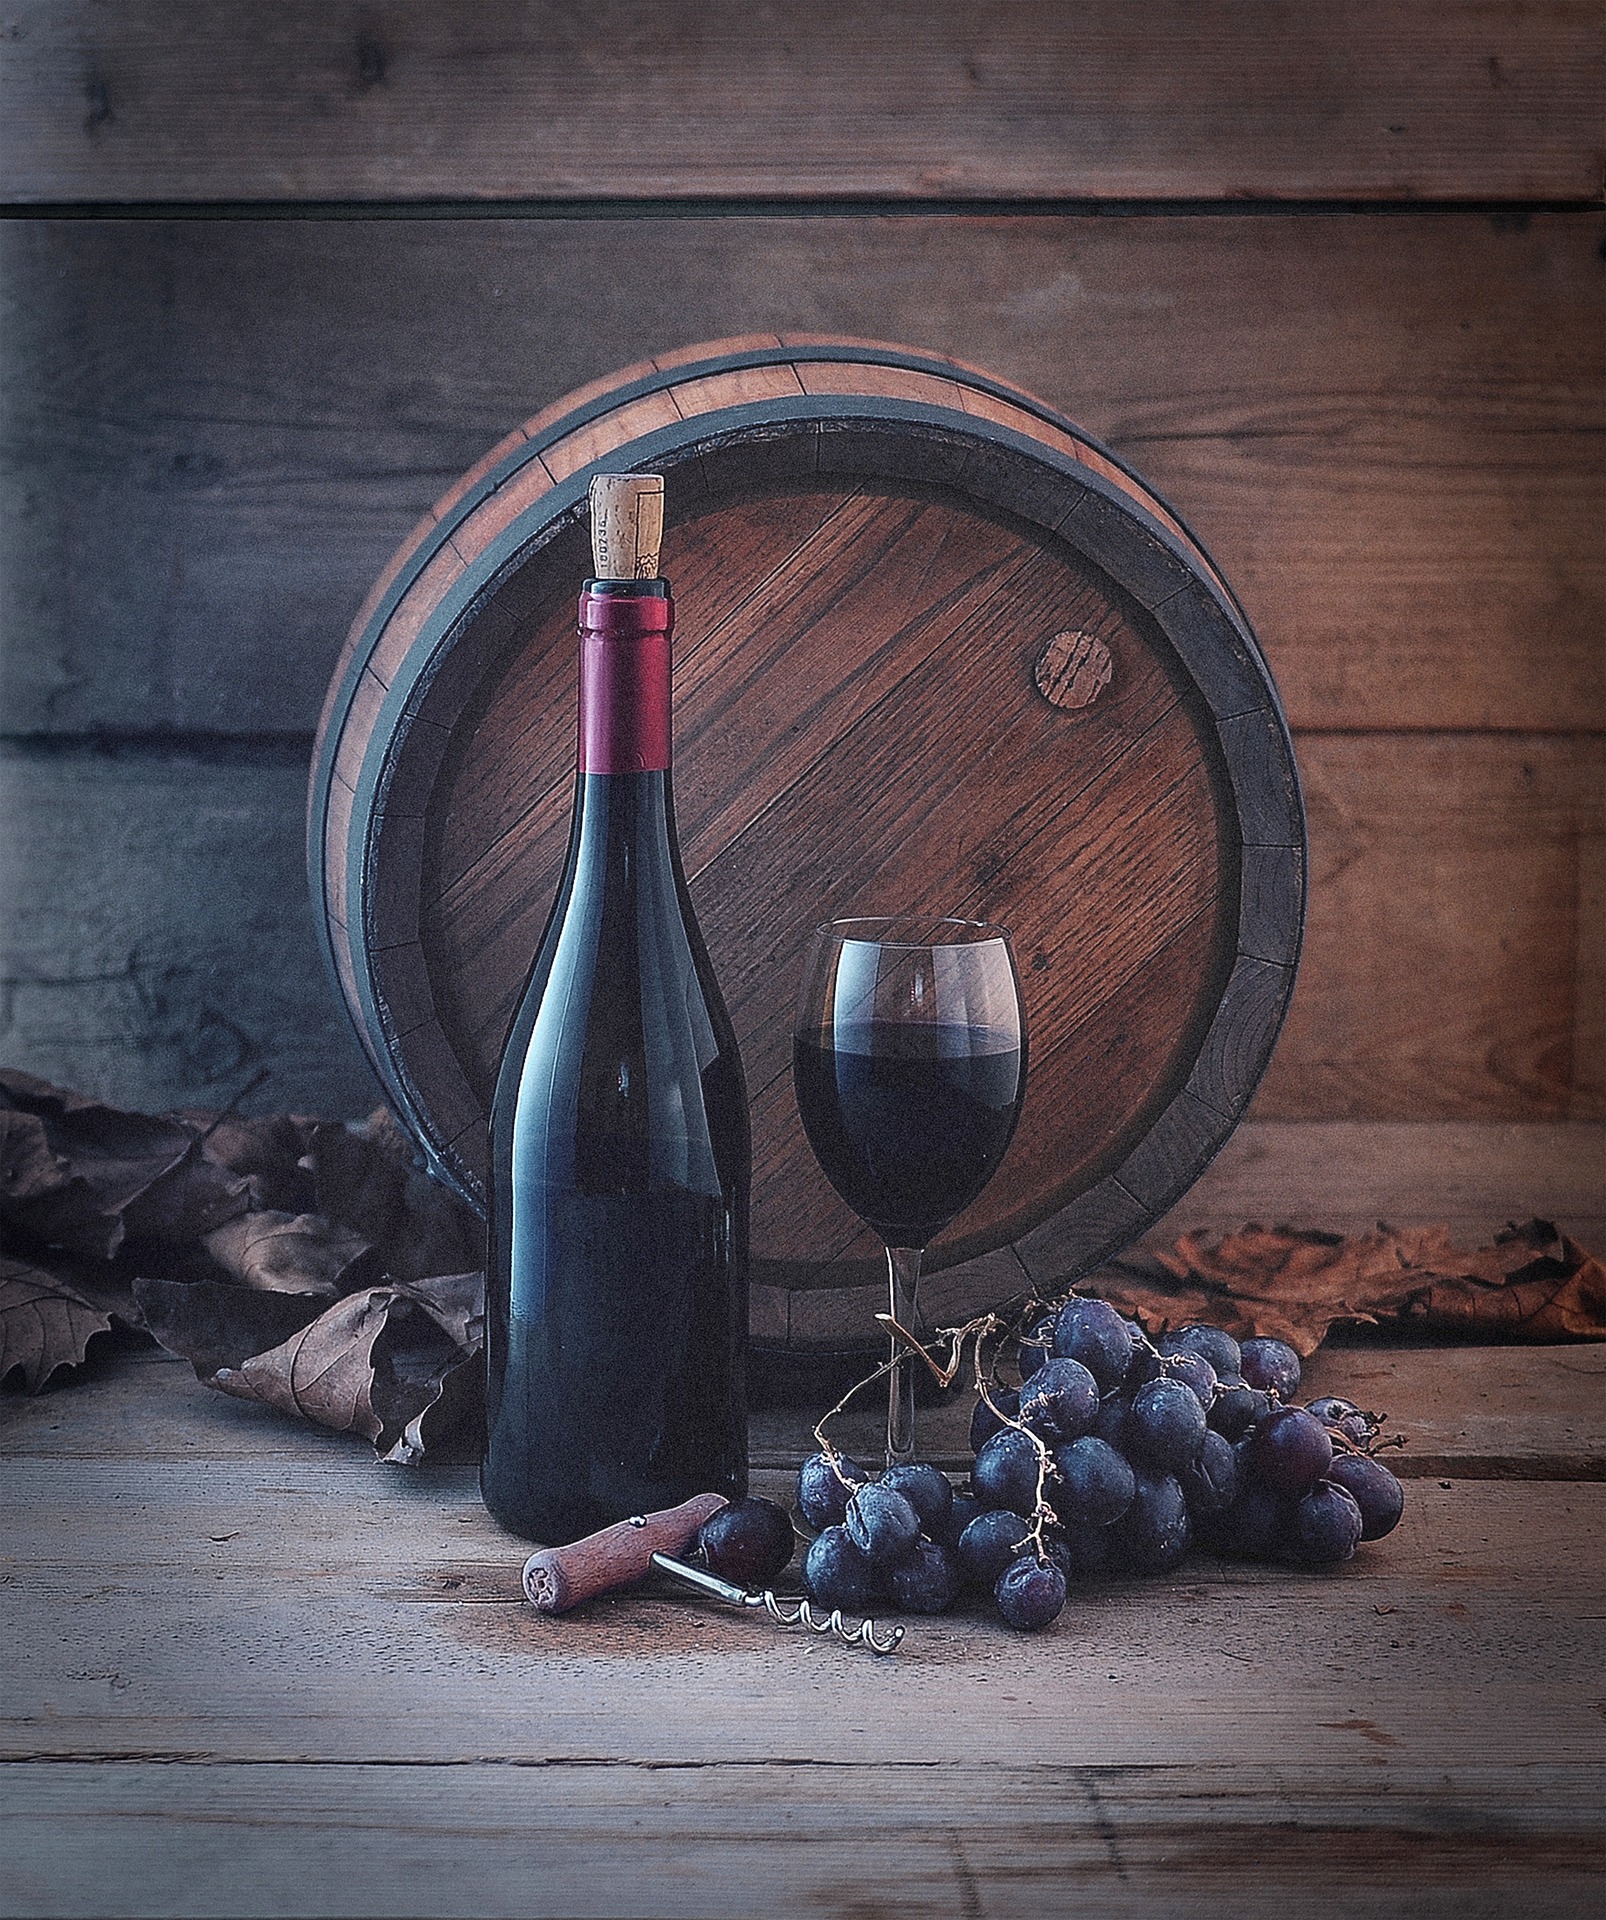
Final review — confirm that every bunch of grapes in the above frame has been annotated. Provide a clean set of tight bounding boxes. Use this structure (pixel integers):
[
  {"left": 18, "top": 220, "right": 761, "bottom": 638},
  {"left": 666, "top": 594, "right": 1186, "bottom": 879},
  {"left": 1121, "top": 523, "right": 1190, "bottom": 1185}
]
[{"left": 792, "top": 1300, "right": 1405, "bottom": 1633}]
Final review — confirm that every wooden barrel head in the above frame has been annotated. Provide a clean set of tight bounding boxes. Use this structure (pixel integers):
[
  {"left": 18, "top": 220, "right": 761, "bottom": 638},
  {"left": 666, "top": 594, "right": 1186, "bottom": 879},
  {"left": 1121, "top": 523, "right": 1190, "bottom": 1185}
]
[{"left": 310, "top": 337, "right": 1304, "bottom": 1328}]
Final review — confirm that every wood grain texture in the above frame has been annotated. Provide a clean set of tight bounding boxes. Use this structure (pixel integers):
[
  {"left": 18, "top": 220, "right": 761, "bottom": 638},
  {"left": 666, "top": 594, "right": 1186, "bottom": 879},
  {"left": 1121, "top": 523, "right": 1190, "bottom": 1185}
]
[
  {"left": 4, "top": 1, "right": 1601, "bottom": 203},
  {"left": 3, "top": 215, "right": 1599, "bottom": 738}
]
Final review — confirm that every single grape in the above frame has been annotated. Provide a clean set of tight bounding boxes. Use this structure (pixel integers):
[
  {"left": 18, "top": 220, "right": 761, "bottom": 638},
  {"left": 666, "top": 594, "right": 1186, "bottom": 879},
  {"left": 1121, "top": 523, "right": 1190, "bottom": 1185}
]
[
  {"left": 801, "top": 1526, "right": 879, "bottom": 1610},
  {"left": 1325, "top": 1451, "right": 1405, "bottom": 1540},
  {"left": 1017, "top": 1316, "right": 1055, "bottom": 1382},
  {"left": 797, "top": 1451, "right": 862, "bottom": 1532},
  {"left": 880, "top": 1462, "right": 954, "bottom": 1540},
  {"left": 889, "top": 1539, "right": 963, "bottom": 1614},
  {"left": 1199, "top": 1481, "right": 1289, "bottom": 1560},
  {"left": 1093, "top": 1392, "right": 1133, "bottom": 1451},
  {"left": 698, "top": 1497, "right": 794, "bottom": 1585},
  {"left": 994, "top": 1554, "right": 1067, "bottom": 1631},
  {"left": 957, "top": 1507, "right": 1033, "bottom": 1591},
  {"left": 1292, "top": 1481, "right": 1364, "bottom": 1566},
  {"left": 1124, "top": 1343, "right": 1164, "bottom": 1389},
  {"left": 1054, "top": 1518, "right": 1120, "bottom": 1579},
  {"left": 1019, "top": 1357, "right": 1101, "bottom": 1443},
  {"left": 972, "top": 1427, "right": 1048, "bottom": 1516},
  {"left": 844, "top": 1482, "right": 922, "bottom": 1564},
  {"left": 1240, "top": 1336, "right": 1301, "bottom": 1399},
  {"left": 1127, "top": 1377, "right": 1208, "bottom": 1475},
  {"left": 1179, "top": 1427, "right": 1239, "bottom": 1517},
  {"left": 1163, "top": 1323, "right": 1243, "bottom": 1380},
  {"left": 1111, "top": 1471, "right": 1192, "bottom": 1573},
  {"left": 1208, "top": 1379, "right": 1259, "bottom": 1440},
  {"left": 1307, "top": 1395, "right": 1377, "bottom": 1449},
  {"left": 938, "top": 1489, "right": 983, "bottom": 1551},
  {"left": 1247, "top": 1406, "right": 1333, "bottom": 1496},
  {"left": 1051, "top": 1297, "right": 1135, "bottom": 1392},
  {"left": 969, "top": 1386, "right": 1019, "bottom": 1454},
  {"left": 1159, "top": 1349, "right": 1218, "bottom": 1408},
  {"left": 1051, "top": 1435, "right": 1136, "bottom": 1526}
]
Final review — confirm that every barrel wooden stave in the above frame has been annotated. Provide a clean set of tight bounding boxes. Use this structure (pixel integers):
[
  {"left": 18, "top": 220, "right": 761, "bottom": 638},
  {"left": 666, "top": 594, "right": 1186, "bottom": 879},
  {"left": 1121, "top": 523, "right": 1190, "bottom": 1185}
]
[{"left": 309, "top": 337, "right": 1304, "bottom": 1341}]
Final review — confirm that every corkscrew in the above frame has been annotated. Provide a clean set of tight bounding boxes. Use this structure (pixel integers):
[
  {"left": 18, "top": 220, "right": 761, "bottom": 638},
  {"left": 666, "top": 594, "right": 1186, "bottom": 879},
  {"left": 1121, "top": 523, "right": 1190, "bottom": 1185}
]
[{"left": 521, "top": 1494, "right": 903, "bottom": 1656}]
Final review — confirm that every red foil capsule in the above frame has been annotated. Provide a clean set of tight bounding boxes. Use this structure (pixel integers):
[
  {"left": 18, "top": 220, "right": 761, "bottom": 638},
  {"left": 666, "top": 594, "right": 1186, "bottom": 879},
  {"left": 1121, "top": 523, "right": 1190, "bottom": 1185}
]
[{"left": 577, "top": 586, "right": 673, "bottom": 775}]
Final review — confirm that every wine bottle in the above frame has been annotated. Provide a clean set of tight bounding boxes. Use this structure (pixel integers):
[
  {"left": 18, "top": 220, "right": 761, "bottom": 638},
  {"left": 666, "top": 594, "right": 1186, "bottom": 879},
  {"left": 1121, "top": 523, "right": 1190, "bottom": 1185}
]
[{"left": 481, "top": 473, "right": 750, "bottom": 1545}]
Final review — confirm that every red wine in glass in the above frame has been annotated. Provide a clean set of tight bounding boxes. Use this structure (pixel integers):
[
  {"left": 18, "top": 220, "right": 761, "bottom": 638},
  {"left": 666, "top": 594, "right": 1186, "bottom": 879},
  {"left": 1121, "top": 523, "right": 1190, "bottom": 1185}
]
[{"left": 793, "top": 918, "right": 1027, "bottom": 1463}]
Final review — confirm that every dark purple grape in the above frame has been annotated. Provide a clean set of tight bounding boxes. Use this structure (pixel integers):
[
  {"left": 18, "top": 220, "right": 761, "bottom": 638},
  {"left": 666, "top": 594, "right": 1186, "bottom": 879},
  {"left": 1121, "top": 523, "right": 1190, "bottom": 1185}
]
[
  {"left": 698, "top": 1497, "right": 794, "bottom": 1585},
  {"left": 1240, "top": 1337, "right": 1301, "bottom": 1399},
  {"left": 1019, "top": 1357, "right": 1100, "bottom": 1443},
  {"left": 1293, "top": 1481, "right": 1364, "bottom": 1565},
  {"left": 1325, "top": 1452, "right": 1405, "bottom": 1540},
  {"left": 1159, "top": 1349, "right": 1218, "bottom": 1408},
  {"left": 1017, "top": 1316, "right": 1055, "bottom": 1381},
  {"left": 968, "top": 1386, "right": 1019, "bottom": 1454},
  {"left": 1307, "top": 1395, "right": 1377, "bottom": 1449},
  {"left": 844, "top": 1482, "right": 922, "bottom": 1564},
  {"left": 889, "top": 1539, "right": 962, "bottom": 1614},
  {"left": 957, "top": 1508, "right": 1032, "bottom": 1590},
  {"left": 801, "top": 1526, "right": 879, "bottom": 1610},
  {"left": 1208, "top": 1379, "right": 1259, "bottom": 1440},
  {"left": 1111, "top": 1471, "right": 1191, "bottom": 1573},
  {"left": 1178, "top": 1428, "right": 1239, "bottom": 1517},
  {"left": 1093, "top": 1392, "right": 1133, "bottom": 1450},
  {"left": 1054, "top": 1518, "right": 1120, "bottom": 1579},
  {"left": 880, "top": 1462, "right": 954, "bottom": 1541},
  {"left": 1163, "top": 1323, "right": 1243, "bottom": 1380},
  {"left": 1124, "top": 1343, "right": 1164, "bottom": 1389},
  {"left": 938, "top": 1490, "right": 982, "bottom": 1551},
  {"left": 972, "top": 1427, "right": 1047, "bottom": 1516},
  {"left": 1247, "top": 1406, "right": 1333, "bottom": 1496},
  {"left": 1051, "top": 1297, "right": 1135, "bottom": 1392},
  {"left": 1127, "top": 1377, "right": 1208, "bottom": 1475},
  {"left": 1200, "top": 1481, "right": 1290, "bottom": 1559},
  {"left": 1051, "top": 1435, "right": 1136, "bottom": 1526},
  {"left": 994, "top": 1554, "right": 1067, "bottom": 1631},
  {"left": 797, "top": 1451, "right": 862, "bottom": 1532}
]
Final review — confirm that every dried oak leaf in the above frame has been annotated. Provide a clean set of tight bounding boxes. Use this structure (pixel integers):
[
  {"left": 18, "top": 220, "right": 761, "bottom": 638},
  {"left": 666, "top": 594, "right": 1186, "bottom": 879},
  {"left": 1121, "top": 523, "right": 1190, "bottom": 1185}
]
[
  {"left": 307, "top": 1109, "right": 484, "bottom": 1283},
  {"left": 210, "top": 1272, "right": 483, "bottom": 1464},
  {"left": 1087, "top": 1217, "right": 1606, "bottom": 1356},
  {"left": 0, "top": 1252, "right": 115, "bottom": 1390},
  {"left": 201, "top": 1210, "right": 381, "bottom": 1298}
]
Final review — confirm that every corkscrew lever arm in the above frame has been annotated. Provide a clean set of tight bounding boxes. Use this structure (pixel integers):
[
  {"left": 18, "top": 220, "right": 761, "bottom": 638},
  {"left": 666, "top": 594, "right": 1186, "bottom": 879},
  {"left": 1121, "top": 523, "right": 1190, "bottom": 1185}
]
[{"left": 648, "top": 1552, "right": 904, "bottom": 1655}]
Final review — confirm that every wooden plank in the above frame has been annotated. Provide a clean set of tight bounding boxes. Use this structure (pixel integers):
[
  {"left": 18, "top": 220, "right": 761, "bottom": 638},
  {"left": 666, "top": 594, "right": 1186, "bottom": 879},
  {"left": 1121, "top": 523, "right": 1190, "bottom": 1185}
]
[
  {"left": 2, "top": 214, "right": 1599, "bottom": 738},
  {"left": 0, "top": 747, "right": 377, "bottom": 1121},
  {"left": 1, "top": 1453, "right": 1602, "bottom": 1767},
  {"left": 1256, "top": 733, "right": 1605, "bottom": 1122},
  {"left": 3, "top": 1, "right": 1600, "bottom": 203},
  {"left": 3, "top": 1762, "right": 1602, "bottom": 1920}
]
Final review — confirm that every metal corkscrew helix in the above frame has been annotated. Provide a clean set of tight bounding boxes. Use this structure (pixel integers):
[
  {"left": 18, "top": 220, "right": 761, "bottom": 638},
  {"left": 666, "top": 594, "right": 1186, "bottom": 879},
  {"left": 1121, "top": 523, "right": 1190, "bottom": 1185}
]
[
  {"left": 520, "top": 1493, "right": 903, "bottom": 1656},
  {"left": 645, "top": 1549, "right": 904, "bottom": 1655}
]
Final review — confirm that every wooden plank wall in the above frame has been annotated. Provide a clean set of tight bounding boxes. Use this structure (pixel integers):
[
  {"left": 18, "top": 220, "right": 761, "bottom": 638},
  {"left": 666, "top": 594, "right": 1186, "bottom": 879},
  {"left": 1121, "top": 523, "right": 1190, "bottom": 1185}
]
[{"left": 1, "top": 2, "right": 1601, "bottom": 1133}]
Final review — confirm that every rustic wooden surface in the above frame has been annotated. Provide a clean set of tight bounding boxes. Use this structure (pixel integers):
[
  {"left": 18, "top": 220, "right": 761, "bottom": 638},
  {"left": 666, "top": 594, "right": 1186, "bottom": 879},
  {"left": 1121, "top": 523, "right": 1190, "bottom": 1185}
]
[
  {"left": 4, "top": 1, "right": 1601, "bottom": 204},
  {"left": 3, "top": 1338, "right": 1602, "bottom": 1918}
]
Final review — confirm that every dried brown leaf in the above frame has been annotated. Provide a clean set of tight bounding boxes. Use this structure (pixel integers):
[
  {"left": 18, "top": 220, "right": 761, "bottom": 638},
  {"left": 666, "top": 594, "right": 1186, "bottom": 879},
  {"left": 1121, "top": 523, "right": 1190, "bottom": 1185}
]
[
  {"left": 201, "top": 1210, "right": 380, "bottom": 1297},
  {"left": 0, "top": 1109, "right": 71, "bottom": 1205},
  {"left": 0, "top": 1069, "right": 197, "bottom": 1258},
  {"left": 208, "top": 1273, "right": 484, "bottom": 1463},
  {"left": 134, "top": 1273, "right": 324, "bottom": 1378},
  {"left": 0, "top": 1252, "right": 114, "bottom": 1390},
  {"left": 1089, "top": 1217, "right": 1606, "bottom": 1354},
  {"left": 308, "top": 1110, "right": 484, "bottom": 1283},
  {"left": 177, "top": 1109, "right": 320, "bottom": 1214}
]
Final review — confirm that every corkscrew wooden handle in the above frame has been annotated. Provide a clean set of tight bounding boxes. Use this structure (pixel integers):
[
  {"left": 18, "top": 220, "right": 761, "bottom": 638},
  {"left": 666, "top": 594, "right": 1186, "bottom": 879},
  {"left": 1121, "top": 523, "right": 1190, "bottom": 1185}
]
[{"left": 521, "top": 1493, "right": 729, "bottom": 1614}]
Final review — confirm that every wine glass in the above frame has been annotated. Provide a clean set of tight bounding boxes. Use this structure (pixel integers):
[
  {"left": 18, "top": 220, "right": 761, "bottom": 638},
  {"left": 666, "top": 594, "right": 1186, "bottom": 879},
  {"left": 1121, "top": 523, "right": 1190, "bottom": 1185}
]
[{"left": 792, "top": 916, "right": 1027, "bottom": 1466}]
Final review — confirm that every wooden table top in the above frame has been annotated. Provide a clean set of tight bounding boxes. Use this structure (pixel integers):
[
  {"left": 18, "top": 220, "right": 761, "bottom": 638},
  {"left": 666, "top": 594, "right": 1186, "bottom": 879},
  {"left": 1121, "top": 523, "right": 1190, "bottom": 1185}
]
[{"left": 4, "top": 1335, "right": 1603, "bottom": 1919}]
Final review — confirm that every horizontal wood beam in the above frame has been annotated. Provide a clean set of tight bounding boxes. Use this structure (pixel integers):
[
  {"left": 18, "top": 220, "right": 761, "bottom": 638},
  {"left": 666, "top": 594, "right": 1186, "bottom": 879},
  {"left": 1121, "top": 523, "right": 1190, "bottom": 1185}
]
[{"left": 3, "top": 1, "right": 1601, "bottom": 206}]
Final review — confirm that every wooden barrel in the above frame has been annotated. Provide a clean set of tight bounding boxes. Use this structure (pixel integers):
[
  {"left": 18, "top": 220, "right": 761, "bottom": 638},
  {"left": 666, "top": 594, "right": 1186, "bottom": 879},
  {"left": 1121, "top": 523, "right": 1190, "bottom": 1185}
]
[{"left": 309, "top": 335, "right": 1304, "bottom": 1352}]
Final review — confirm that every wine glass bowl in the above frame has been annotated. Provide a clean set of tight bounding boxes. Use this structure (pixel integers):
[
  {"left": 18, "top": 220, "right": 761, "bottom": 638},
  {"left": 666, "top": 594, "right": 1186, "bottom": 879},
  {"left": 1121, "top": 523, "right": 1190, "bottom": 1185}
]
[{"left": 792, "top": 916, "right": 1027, "bottom": 1463}]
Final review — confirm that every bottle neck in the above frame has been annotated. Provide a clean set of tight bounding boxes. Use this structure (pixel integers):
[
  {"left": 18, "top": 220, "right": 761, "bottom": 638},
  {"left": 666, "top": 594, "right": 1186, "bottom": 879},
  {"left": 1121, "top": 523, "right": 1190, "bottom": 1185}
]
[{"left": 577, "top": 581, "right": 673, "bottom": 776}]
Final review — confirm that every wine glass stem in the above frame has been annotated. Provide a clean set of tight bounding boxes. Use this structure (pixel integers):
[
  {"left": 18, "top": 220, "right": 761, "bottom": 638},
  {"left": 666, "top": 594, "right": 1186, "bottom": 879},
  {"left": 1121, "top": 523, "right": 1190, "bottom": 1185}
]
[{"left": 885, "top": 1245, "right": 923, "bottom": 1467}]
